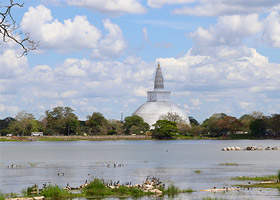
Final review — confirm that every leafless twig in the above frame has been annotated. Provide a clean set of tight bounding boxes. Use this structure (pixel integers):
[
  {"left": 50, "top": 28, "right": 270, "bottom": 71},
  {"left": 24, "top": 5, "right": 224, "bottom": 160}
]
[{"left": 0, "top": 0, "right": 38, "bottom": 56}]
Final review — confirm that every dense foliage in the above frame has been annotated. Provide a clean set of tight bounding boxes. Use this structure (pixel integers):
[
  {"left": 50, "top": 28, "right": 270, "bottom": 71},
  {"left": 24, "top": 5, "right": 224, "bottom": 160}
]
[
  {"left": 152, "top": 120, "right": 179, "bottom": 139},
  {"left": 1, "top": 108, "right": 280, "bottom": 139}
]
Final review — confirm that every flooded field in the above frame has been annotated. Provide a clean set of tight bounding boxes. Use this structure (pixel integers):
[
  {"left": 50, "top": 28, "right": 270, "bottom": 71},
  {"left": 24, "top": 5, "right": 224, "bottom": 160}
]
[{"left": 1, "top": 140, "right": 280, "bottom": 199}]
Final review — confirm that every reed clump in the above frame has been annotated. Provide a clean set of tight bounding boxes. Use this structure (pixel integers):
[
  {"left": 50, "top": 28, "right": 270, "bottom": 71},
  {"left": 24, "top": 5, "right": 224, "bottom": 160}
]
[{"left": 40, "top": 185, "right": 76, "bottom": 199}]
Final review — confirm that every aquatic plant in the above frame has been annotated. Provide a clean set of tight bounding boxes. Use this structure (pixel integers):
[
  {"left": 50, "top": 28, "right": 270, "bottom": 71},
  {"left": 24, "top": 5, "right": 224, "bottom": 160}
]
[
  {"left": 232, "top": 175, "right": 277, "bottom": 181},
  {"left": 278, "top": 170, "right": 280, "bottom": 181},
  {"left": 219, "top": 163, "right": 238, "bottom": 166},
  {"left": 40, "top": 185, "right": 75, "bottom": 199},
  {"left": 112, "top": 186, "right": 147, "bottom": 197},
  {"left": 83, "top": 179, "right": 148, "bottom": 198},
  {"left": 163, "top": 184, "right": 180, "bottom": 195},
  {"left": 194, "top": 170, "right": 202, "bottom": 174},
  {"left": 0, "top": 192, "right": 5, "bottom": 200},
  {"left": 83, "top": 179, "right": 113, "bottom": 196}
]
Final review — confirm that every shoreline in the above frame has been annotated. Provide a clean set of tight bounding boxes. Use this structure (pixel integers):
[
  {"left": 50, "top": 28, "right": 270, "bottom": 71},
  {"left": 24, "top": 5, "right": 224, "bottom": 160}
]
[
  {"left": 0, "top": 135, "right": 153, "bottom": 142},
  {"left": 1, "top": 135, "right": 279, "bottom": 142}
]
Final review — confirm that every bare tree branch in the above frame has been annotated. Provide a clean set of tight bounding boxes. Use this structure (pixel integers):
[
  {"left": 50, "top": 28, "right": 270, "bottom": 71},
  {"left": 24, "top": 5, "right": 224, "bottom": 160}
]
[{"left": 0, "top": 0, "right": 38, "bottom": 56}]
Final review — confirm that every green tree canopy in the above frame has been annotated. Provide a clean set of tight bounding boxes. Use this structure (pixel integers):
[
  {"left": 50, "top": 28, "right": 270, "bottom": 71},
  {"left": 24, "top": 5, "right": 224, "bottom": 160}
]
[
  {"left": 250, "top": 118, "right": 267, "bottom": 137},
  {"left": 123, "top": 115, "right": 149, "bottom": 135},
  {"left": 45, "top": 107, "right": 79, "bottom": 135},
  {"left": 86, "top": 112, "right": 108, "bottom": 135},
  {"left": 8, "top": 111, "right": 38, "bottom": 135},
  {"left": 189, "top": 116, "right": 199, "bottom": 126},
  {"left": 152, "top": 120, "right": 178, "bottom": 139}
]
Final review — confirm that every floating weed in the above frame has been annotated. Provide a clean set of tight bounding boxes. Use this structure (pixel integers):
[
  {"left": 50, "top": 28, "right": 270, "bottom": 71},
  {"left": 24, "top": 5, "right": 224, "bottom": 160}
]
[
  {"left": 194, "top": 170, "right": 202, "bottom": 174},
  {"left": 232, "top": 175, "right": 277, "bottom": 181},
  {"left": 219, "top": 163, "right": 239, "bottom": 166}
]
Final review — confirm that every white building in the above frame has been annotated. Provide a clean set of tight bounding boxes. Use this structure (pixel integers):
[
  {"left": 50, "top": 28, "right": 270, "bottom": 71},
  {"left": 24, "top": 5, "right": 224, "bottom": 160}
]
[{"left": 133, "top": 63, "right": 190, "bottom": 126}]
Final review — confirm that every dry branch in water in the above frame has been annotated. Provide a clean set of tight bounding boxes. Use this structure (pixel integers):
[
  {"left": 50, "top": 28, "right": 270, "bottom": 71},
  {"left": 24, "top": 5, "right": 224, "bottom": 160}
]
[{"left": 0, "top": 0, "right": 37, "bottom": 56}]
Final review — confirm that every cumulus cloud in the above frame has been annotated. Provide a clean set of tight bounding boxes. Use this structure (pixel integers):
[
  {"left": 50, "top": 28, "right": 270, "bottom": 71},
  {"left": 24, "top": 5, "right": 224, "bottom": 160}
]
[
  {"left": 21, "top": 5, "right": 102, "bottom": 52},
  {"left": 188, "top": 14, "right": 262, "bottom": 49},
  {"left": 148, "top": 0, "right": 194, "bottom": 8},
  {"left": 65, "top": 0, "right": 146, "bottom": 15},
  {"left": 0, "top": 49, "right": 28, "bottom": 79},
  {"left": 172, "top": 0, "right": 280, "bottom": 16},
  {"left": 91, "top": 19, "right": 126, "bottom": 59},
  {"left": 262, "top": 11, "right": 280, "bottom": 47}
]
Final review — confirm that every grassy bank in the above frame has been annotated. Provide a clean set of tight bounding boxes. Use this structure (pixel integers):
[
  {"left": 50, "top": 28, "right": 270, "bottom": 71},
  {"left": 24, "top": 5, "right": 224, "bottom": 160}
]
[{"left": 0, "top": 135, "right": 153, "bottom": 142}]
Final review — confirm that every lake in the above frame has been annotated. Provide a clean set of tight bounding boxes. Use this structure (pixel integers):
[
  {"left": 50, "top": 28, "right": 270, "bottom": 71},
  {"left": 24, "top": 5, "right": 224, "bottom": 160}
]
[{"left": 1, "top": 140, "right": 280, "bottom": 199}]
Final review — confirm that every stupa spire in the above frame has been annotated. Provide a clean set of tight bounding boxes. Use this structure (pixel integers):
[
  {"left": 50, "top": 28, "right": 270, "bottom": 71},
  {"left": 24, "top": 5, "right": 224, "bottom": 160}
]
[{"left": 154, "top": 62, "right": 164, "bottom": 90}]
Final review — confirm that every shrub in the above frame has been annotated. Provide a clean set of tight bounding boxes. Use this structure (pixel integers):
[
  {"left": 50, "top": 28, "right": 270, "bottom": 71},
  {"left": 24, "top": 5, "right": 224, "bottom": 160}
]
[{"left": 40, "top": 185, "right": 71, "bottom": 199}]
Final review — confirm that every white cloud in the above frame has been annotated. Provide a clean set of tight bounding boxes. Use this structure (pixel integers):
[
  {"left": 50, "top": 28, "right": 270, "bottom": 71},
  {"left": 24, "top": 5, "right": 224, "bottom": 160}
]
[
  {"left": 65, "top": 0, "right": 146, "bottom": 15},
  {"left": 133, "top": 86, "right": 148, "bottom": 97},
  {"left": 148, "top": 0, "right": 194, "bottom": 8},
  {"left": 61, "top": 90, "right": 78, "bottom": 98},
  {"left": 143, "top": 27, "right": 149, "bottom": 42},
  {"left": 189, "top": 14, "right": 262, "bottom": 47},
  {"left": 173, "top": 0, "right": 280, "bottom": 16},
  {"left": 91, "top": 19, "right": 126, "bottom": 59},
  {"left": 21, "top": 5, "right": 102, "bottom": 52},
  {"left": 262, "top": 11, "right": 280, "bottom": 47},
  {"left": 190, "top": 98, "right": 202, "bottom": 106},
  {"left": 0, "top": 49, "right": 28, "bottom": 79}
]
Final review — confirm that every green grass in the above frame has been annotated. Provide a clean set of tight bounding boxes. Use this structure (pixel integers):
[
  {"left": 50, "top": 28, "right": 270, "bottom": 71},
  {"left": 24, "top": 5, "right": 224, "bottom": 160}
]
[
  {"left": 194, "top": 170, "right": 202, "bottom": 174},
  {"left": 0, "top": 192, "right": 5, "bottom": 200},
  {"left": 162, "top": 184, "right": 194, "bottom": 196},
  {"left": 219, "top": 163, "right": 239, "bottom": 166},
  {"left": 40, "top": 185, "right": 78, "bottom": 199},
  {"left": 232, "top": 175, "right": 278, "bottom": 181},
  {"left": 82, "top": 179, "right": 150, "bottom": 198},
  {"left": 233, "top": 172, "right": 280, "bottom": 189},
  {"left": 83, "top": 179, "right": 113, "bottom": 197},
  {"left": 2, "top": 179, "right": 195, "bottom": 199}
]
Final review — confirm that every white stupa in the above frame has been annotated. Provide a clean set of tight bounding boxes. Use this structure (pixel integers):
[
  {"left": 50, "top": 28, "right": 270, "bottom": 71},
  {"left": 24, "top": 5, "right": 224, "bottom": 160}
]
[{"left": 133, "top": 63, "right": 190, "bottom": 126}]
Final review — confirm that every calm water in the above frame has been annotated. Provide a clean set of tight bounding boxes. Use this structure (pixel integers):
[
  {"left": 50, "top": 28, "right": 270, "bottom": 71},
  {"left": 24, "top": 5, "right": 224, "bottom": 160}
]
[{"left": 1, "top": 140, "right": 280, "bottom": 199}]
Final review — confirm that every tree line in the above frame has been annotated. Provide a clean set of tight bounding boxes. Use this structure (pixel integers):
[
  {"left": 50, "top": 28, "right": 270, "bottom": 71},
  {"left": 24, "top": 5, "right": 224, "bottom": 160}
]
[{"left": 0, "top": 107, "right": 279, "bottom": 139}]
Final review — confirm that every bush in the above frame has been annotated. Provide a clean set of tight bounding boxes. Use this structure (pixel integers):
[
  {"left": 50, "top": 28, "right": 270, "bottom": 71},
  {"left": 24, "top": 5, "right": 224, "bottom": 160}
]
[
  {"left": 83, "top": 179, "right": 112, "bottom": 196},
  {"left": 40, "top": 185, "right": 71, "bottom": 199}
]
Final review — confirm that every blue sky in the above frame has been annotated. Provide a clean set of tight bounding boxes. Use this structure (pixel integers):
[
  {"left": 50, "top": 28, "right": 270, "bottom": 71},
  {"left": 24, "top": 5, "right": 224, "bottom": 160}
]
[{"left": 1, "top": 0, "right": 280, "bottom": 123}]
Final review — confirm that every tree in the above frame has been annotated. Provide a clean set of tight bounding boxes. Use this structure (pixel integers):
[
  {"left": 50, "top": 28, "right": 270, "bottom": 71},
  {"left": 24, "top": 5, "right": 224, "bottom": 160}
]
[
  {"left": 108, "top": 119, "right": 124, "bottom": 135},
  {"left": 216, "top": 116, "right": 242, "bottom": 134},
  {"left": 0, "top": 0, "right": 37, "bottom": 55},
  {"left": 201, "top": 113, "right": 227, "bottom": 136},
  {"left": 250, "top": 118, "right": 267, "bottom": 137},
  {"left": 86, "top": 112, "right": 108, "bottom": 135},
  {"left": 239, "top": 114, "right": 255, "bottom": 132},
  {"left": 251, "top": 111, "right": 264, "bottom": 119},
  {"left": 268, "top": 114, "right": 280, "bottom": 136},
  {"left": 44, "top": 107, "right": 79, "bottom": 135},
  {"left": 189, "top": 116, "right": 199, "bottom": 126},
  {"left": 159, "top": 111, "right": 185, "bottom": 124},
  {"left": 123, "top": 115, "right": 149, "bottom": 135},
  {"left": 152, "top": 120, "right": 178, "bottom": 139},
  {"left": 0, "top": 117, "right": 15, "bottom": 135},
  {"left": 8, "top": 111, "right": 38, "bottom": 135}
]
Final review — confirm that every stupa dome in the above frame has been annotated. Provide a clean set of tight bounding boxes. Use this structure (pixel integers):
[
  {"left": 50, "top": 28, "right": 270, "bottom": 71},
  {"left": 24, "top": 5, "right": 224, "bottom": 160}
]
[{"left": 133, "top": 63, "right": 190, "bottom": 126}]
